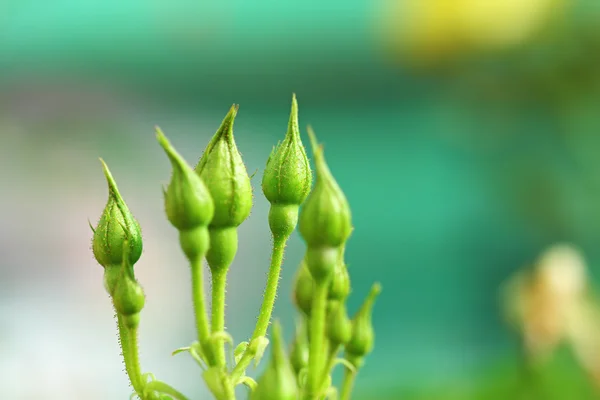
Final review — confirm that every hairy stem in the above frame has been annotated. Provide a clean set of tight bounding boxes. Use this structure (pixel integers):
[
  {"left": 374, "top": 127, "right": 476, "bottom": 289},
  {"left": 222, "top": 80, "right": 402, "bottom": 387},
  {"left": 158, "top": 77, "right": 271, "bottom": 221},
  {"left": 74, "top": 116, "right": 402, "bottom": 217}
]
[
  {"left": 117, "top": 314, "right": 144, "bottom": 396},
  {"left": 254, "top": 234, "right": 288, "bottom": 338},
  {"left": 211, "top": 269, "right": 228, "bottom": 367},
  {"left": 304, "top": 282, "right": 329, "bottom": 399},
  {"left": 230, "top": 234, "right": 289, "bottom": 382},
  {"left": 191, "top": 256, "right": 215, "bottom": 365}
]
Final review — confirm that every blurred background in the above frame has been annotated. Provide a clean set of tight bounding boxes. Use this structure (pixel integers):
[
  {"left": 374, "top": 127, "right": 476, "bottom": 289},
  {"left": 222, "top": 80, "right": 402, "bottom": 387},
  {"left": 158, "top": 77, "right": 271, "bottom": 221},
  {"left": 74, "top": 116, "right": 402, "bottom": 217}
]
[{"left": 2, "top": 0, "right": 600, "bottom": 399}]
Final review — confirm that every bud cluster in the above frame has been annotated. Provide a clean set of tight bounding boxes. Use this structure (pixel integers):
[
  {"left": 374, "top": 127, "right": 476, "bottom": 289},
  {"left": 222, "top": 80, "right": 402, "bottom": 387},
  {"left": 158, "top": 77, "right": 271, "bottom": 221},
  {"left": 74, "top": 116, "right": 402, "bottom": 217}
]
[
  {"left": 89, "top": 95, "right": 380, "bottom": 400},
  {"left": 288, "top": 130, "right": 380, "bottom": 399}
]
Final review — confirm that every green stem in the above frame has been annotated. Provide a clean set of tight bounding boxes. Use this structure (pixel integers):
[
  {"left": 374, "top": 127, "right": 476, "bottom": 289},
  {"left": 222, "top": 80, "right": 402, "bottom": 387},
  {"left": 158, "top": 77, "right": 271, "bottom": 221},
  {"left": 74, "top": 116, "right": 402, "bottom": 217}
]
[
  {"left": 340, "top": 370, "right": 356, "bottom": 400},
  {"left": 211, "top": 269, "right": 228, "bottom": 367},
  {"left": 191, "top": 256, "right": 215, "bottom": 365},
  {"left": 304, "top": 282, "right": 329, "bottom": 399},
  {"left": 117, "top": 314, "right": 144, "bottom": 396},
  {"left": 320, "top": 344, "right": 341, "bottom": 391},
  {"left": 253, "top": 234, "right": 288, "bottom": 338},
  {"left": 230, "top": 234, "right": 289, "bottom": 382},
  {"left": 145, "top": 380, "right": 191, "bottom": 400}
]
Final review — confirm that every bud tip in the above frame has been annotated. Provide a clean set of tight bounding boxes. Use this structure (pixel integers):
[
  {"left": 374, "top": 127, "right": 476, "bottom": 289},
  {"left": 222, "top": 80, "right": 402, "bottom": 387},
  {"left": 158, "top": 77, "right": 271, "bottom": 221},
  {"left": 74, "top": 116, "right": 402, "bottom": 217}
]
[{"left": 99, "top": 158, "right": 123, "bottom": 202}]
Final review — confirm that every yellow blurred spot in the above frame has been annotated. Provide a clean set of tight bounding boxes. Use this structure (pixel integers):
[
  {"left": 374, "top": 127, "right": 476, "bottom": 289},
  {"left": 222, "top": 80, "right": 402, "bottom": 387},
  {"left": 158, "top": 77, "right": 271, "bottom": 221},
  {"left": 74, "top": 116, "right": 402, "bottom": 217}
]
[{"left": 378, "top": 0, "right": 569, "bottom": 65}]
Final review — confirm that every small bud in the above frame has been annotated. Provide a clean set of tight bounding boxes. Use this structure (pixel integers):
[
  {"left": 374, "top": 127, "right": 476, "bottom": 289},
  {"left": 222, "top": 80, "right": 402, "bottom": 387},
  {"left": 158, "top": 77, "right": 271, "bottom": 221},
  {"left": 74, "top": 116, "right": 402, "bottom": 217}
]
[
  {"left": 289, "top": 318, "right": 309, "bottom": 377},
  {"left": 292, "top": 260, "right": 313, "bottom": 316},
  {"left": 195, "top": 105, "right": 252, "bottom": 229},
  {"left": 346, "top": 283, "right": 382, "bottom": 363},
  {"left": 251, "top": 321, "right": 298, "bottom": 400},
  {"left": 298, "top": 128, "right": 352, "bottom": 248},
  {"left": 92, "top": 159, "right": 143, "bottom": 268},
  {"left": 262, "top": 94, "right": 312, "bottom": 207},
  {"left": 156, "top": 127, "right": 214, "bottom": 231},
  {"left": 329, "top": 251, "right": 351, "bottom": 301},
  {"left": 304, "top": 246, "right": 339, "bottom": 284},
  {"left": 111, "top": 240, "right": 145, "bottom": 329},
  {"left": 113, "top": 274, "right": 145, "bottom": 318},
  {"left": 326, "top": 301, "right": 352, "bottom": 346}
]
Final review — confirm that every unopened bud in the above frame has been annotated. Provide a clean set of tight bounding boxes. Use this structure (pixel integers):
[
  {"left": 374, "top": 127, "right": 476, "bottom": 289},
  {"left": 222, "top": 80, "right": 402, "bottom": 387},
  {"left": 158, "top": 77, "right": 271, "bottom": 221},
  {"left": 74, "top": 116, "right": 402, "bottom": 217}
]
[
  {"left": 156, "top": 127, "right": 214, "bottom": 231},
  {"left": 293, "top": 260, "right": 313, "bottom": 315},
  {"left": 298, "top": 128, "right": 352, "bottom": 249},
  {"left": 262, "top": 94, "right": 312, "bottom": 208},
  {"left": 346, "top": 283, "right": 381, "bottom": 364},
  {"left": 327, "top": 301, "right": 352, "bottom": 346},
  {"left": 195, "top": 105, "right": 252, "bottom": 229},
  {"left": 92, "top": 160, "right": 143, "bottom": 268}
]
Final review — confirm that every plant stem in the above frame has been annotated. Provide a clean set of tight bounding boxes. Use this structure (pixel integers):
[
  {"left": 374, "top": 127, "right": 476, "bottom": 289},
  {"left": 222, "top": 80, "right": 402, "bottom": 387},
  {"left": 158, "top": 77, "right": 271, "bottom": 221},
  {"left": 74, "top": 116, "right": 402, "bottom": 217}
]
[
  {"left": 304, "top": 282, "right": 329, "bottom": 399},
  {"left": 145, "top": 380, "right": 191, "bottom": 400},
  {"left": 253, "top": 234, "right": 288, "bottom": 339},
  {"left": 191, "top": 256, "right": 215, "bottom": 365},
  {"left": 340, "top": 369, "right": 356, "bottom": 400},
  {"left": 117, "top": 314, "right": 144, "bottom": 396},
  {"left": 320, "top": 343, "right": 341, "bottom": 391},
  {"left": 211, "top": 269, "right": 228, "bottom": 367},
  {"left": 230, "top": 234, "right": 289, "bottom": 382}
]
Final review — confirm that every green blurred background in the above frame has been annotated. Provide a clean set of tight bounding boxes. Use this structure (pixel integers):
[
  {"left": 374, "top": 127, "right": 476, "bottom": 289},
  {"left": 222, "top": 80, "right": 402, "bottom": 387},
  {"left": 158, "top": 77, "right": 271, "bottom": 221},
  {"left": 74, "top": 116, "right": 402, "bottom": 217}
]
[{"left": 2, "top": 0, "right": 600, "bottom": 398}]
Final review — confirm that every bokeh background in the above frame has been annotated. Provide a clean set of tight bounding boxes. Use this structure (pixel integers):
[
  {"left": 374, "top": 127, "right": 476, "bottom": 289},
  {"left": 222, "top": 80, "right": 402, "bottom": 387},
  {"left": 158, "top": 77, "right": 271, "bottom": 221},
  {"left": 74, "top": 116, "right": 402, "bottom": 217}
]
[{"left": 2, "top": 0, "right": 600, "bottom": 399}]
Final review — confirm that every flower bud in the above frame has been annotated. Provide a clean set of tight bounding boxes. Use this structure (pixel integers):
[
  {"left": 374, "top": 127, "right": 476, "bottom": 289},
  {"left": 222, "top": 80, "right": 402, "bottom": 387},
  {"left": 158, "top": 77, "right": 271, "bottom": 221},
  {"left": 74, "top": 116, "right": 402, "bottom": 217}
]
[
  {"left": 92, "top": 159, "right": 143, "bottom": 268},
  {"left": 113, "top": 274, "right": 145, "bottom": 318},
  {"left": 251, "top": 321, "right": 298, "bottom": 400},
  {"left": 292, "top": 260, "right": 313, "bottom": 316},
  {"left": 304, "top": 246, "right": 339, "bottom": 284},
  {"left": 329, "top": 252, "right": 351, "bottom": 301},
  {"left": 195, "top": 105, "right": 252, "bottom": 229},
  {"left": 298, "top": 128, "right": 352, "bottom": 248},
  {"left": 156, "top": 127, "right": 214, "bottom": 231},
  {"left": 111, "top": 240, "right": 145, "bottom": 329},
  {"left": 326, "top": 301, "right": 352, "bottom": 346},
  {"left": 289, "top": 318, "right": 309, "bottom": 377},
  {"left": 262, "top": 94, "right": 312, "bottom": 207},
  {"left": 346, "top": 283, "right": 381, "bottom": 362}
]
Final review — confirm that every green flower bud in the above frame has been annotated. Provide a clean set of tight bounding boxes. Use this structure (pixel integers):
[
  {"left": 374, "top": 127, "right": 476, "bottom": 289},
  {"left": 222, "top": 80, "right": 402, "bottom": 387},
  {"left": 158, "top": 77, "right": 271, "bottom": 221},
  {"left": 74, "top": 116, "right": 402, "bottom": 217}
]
[
  {"left": 262, "top": 94, "right": 312, "bottom": 207},
  {"left": 113, "top": 273, "right": 145, "bottom": 318},
  {"left": 112, "top": 240, "right": 145, "bottom": 329},
  {"left": 305, "top": 246, "right": 339, "bottom": 284},
  {"left": 156, "top": 127, "right": 214, "bottom": 231},
  {"left": 251, "top": 321, "right": 298, "bottom": 400},
  {"left": 195, "top": 105, "right": 252, "bottom": 229},
  {"left": 298, "top": 128, "right": 352, "bottom": 249},
  {"left": 326, "top": 301, "right": 352, "bottom": 346},
  {"left": 289, "top": 318, "right": 309, "bottom": 377},
  {"left": 268, "top": 204, "right": 299, "bottom": 240},
  {"left": 92, "top": 159, "right": 143, "bottom": 268},
  {"left": 328, "top": 251, "right": 351, "bottom": 301},
  {"left": 346, "top": 283, "right": 382, "bottom": 362},
  {"left": 292, "top": 260, "right": 313, "bottom": 316}
]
